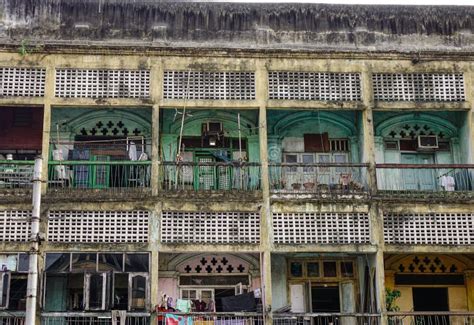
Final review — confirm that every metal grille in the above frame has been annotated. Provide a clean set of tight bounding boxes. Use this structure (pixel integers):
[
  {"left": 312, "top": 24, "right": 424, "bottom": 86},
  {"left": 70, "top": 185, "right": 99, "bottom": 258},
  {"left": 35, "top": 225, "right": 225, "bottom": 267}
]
[
  {"left": 163, "top": 71, "right": 255, "bottom": 100},
  {"left": 0, "top": 67, "right": 45, "bottom": 97},
  {"left": 384, "top": 212, "right": 473, "bottom": 245},
  {"left": 0, "top": 210, "right": 31, "bottom": 241},
  {"left": 273, "top": 212, "right": 370, "bottom": 244},
  {"left": 48, "top": 210, "right": 149, "bottom": 243},
  {"left": 161, "top": 211, "right": 260, "bottom": 244},
  {"left": 55, "top": 69, "right": 150, "bottom": 98},
  {"left": 268, "top": 72, "right": 361, "bottom": 101},
  {"left": 372, "top": 73, "right": 465, "bottom": 101}
]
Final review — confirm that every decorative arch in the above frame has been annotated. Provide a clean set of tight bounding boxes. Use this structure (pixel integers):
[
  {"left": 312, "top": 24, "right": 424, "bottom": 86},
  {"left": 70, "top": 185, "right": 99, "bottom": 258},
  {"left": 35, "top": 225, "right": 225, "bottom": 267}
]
[
  {"left": 375, "top": 113, "right": 458, "bottom": 139},
  {"left": 167, "top": 253, "right": 260, "bottom": 274},
  {"left": 385, "top": 254, "right": 471, "bottom": 273},
  {"left": 169, "top": 110, "right": 257, "bottom": 137},
  {"left": 62, "top": 109, "right": 152, "bottom": 138},
  {"left": 271, "top": 111, "right": 356, "bottom": 138}
]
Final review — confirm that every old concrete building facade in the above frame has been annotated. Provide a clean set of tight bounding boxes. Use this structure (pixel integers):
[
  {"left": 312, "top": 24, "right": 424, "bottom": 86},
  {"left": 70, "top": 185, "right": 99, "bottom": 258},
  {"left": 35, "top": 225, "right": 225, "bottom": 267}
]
[{"left": 0, "top": 1, "right": 473, "bottom": 324}]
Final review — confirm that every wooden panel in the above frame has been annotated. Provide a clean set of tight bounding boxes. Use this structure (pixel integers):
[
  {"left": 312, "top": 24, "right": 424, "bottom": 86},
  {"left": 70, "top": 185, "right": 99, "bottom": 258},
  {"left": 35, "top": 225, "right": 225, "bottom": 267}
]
[{"left": 304, "top": 133, "right": 330, "bottom": 153}]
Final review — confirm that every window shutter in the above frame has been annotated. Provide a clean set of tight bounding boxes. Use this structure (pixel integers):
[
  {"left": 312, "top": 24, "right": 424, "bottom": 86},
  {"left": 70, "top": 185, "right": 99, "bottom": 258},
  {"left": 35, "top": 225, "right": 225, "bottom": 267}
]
[{"left": 304, "top": 133, "right": 330, "bottom": 152}]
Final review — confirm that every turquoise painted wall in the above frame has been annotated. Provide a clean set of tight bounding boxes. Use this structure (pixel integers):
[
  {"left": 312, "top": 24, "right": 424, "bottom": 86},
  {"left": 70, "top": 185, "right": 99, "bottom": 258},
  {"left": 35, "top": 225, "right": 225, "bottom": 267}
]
[
  {"left": 374, "top": 111, "right": 465, "bottom": 190},
  {"left": 266, "top": 110, "right": 361, "bottom": 163},
  {"left": 50, "top": 107, "right": 153, "bottom": 159},
  {"left": 160, "top": 109, "right": 260, "bottom": 162}
]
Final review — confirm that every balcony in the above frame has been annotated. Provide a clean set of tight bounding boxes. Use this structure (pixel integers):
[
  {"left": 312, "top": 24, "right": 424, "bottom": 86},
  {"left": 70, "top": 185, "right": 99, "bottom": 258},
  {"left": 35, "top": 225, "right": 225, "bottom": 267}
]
[
  {"left": 157, "top": 312, "right": 263, "bottom": 325},
  {"left": 160, "top": 161, "right": 261, "bottom": 195},
  {"left": 47, "top": 160, "right": 151, "bottom": 198},
  {"left": 386, "top": 312, "right": 474, "bottom": 325},
  {"left": 41, "top": 312, "right": 150, "bottom": 325},
  {"left": 0, "top": 311, "right": 25, "bottom": 325},
  {"left": 269, "top": 163, "right": 370, "bottom": 199},
  {"left": 376, "top": 164, "right": 474, "bottom": 200},
  {"left": 272, "top": 313, "right": 380, "bottom": 325},
  {"left": 0, "top": 160, "right": 34, "bottom": 198}
]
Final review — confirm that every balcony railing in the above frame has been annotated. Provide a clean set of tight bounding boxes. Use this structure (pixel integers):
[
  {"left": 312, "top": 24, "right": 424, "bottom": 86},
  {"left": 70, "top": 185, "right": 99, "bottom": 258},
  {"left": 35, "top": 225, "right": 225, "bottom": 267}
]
[
  {"left": 386, "top": 312, "right": 474, "bottom": 325},
  {"left": 376, "top": 164, "right": 474, "bottom": 198},
  {"left": 160, "top": 162, "right": 261, "bottom": 191},
  {"left": 269, "top": 163, "right": 369, "bottom": 196},
  {"left": 158, "top": 312, "right": 264, "bottom": 325},
  {"left": 273, "top": 313, "right": 381, "bottom": 325},
  {"left": 48, "top": 160, "right": 151, "bottom": 193},
  {"left": 41, "top": 312, "right": 150, "bottom": 325},
  {"left": 0, "top": 160, "right": 34, "bottom": 189},
  {"left": 0, "top": 311, "right": 25, "bottom": 325}
]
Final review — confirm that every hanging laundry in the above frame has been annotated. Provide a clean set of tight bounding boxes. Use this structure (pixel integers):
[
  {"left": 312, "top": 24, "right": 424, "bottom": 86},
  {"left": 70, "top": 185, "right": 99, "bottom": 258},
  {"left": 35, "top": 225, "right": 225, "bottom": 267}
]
[
  {"left": 129, "top": 141, "right": 138, "bottom": 161},
  {"left": 176, "top": 299, "right": 192, "bottom": 313},
  {"left": 440, "top": 175, "right": 455, "bottom": 191},
  {"left": 192, "top": 300, "right": 207, "bottom": 312},
  {"left": 165, "top": 314, "right": 193, "bottom": 325}
]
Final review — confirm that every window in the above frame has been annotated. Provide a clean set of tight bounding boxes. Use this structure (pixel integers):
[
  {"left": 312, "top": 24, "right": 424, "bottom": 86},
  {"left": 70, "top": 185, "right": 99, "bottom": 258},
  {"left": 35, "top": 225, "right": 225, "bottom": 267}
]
[
  {"left": 323, "top": 262, "right": 337, "bottom": 277},
  {"left": 0, "top": 254, "right": 29, "bottom": 310},
  {"left": 307, "top": 262, "right": 320, "bottom": 277},
  {"left": 341, "top": 262, "right": 354, "bottom": 277},
  {"left": 290, "top": 262, "right": 303, "bottom": 277},
  {"left": 289, "top": 260, "right": 356, "bottom": 279},
  {"left": 0, "top": 272, "right": 10, "bottom": 309},
  {"left": 44, "top": 252, "right": 150, "bottom": 312},
  {"left": 84, "top": 272, "right": 108, "bottom": 310},
  {"left": 129, "top": 274, "right": 148, "bottom": 311}
]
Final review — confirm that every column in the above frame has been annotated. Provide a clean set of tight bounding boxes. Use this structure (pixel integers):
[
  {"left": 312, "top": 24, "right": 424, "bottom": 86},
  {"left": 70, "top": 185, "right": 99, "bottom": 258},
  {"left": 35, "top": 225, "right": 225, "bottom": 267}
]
[
  {"left": 151, "top": 104, "right": 160, "bottom": 195},
  {"left": 466, "top": 71, "right": 474, "bottom": 164},
  {"left": 361, "top": 66, "right": 386, "bottom": 323},
  {"left": 256, "top": 60, "right": 273, "bottom": 324},
  {"left": 150, "top": 61, "right": 163, "bottom": 195},
  {"left": 465, "top": 270, "right": 474, "bottom": 311},
  {"left": 40, "top": 64, "right": 55, "bottom": 193}
]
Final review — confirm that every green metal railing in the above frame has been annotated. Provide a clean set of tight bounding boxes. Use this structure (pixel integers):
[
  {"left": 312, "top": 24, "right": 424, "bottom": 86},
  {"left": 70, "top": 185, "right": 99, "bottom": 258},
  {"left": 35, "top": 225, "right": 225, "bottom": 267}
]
[
  {"left": 48, "top": 160, "right": 151, "bottom": 192},
  {"left": 160, "top": 161, "right": 261, "bottom": 191}
]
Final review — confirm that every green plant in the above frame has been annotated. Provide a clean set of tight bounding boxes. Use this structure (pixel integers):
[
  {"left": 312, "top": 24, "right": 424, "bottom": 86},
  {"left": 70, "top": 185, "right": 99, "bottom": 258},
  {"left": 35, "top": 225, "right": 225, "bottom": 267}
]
[
  {"left": 386, "top": 288, "right": 401, "bottom": 311},
  {"left": 18, "top": 40, "right": 29, "bottom": 56}
]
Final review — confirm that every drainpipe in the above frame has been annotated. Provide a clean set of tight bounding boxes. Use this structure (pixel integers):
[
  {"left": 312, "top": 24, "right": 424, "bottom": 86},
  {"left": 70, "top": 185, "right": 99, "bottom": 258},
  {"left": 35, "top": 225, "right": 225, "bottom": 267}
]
[{"left": 25, "top": 157, "right": 42, "bottom": 325}]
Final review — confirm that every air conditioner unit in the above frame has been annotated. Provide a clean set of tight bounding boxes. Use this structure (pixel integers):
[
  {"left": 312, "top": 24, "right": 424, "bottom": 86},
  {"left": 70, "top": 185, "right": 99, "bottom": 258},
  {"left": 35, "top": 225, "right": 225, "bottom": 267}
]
[
  {"left": 202, "top": 122, "right": 223, "bottom": 134},
  {"left": 418, "top": 135, "right": 438, "bottom": 149}
]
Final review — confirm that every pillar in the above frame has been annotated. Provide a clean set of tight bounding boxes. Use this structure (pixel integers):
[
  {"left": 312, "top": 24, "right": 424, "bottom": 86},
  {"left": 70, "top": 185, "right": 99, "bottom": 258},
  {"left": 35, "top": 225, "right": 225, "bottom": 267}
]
[
  {"left": 256, "top": 60, "right": 273, "bottom": 325},
  {"left": 465, "top": 270, "right": 474, "bottom": 311},
  {"left": 361, "top": 66, "right": 386, "bottom": 323},
  {"left": 151, "top": 104, "right": 160, "bottom": 195},
  {"left": 40, "top": 64, "right": 55, "bottom": 194},
  {"left": 466, "top": 71, "right": 474, "bottom": 164},
  {"left": 150, "top": 60, "right": 163, "bottom": 196}
]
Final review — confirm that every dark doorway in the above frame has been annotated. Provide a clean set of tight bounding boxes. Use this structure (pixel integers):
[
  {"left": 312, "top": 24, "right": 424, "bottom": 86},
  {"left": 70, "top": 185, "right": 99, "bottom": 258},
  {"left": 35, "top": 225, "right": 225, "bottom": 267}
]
[
  {"left": 311, "top": 286, "right": 340, "bottom": 325},
  {"left": 413, "top": 288, "right": 449, "bottom": 311},
  {"left": 413, "top": 288, "right": 449, "bottom": 325},
  {"left": 311, "top": 286, "right": 340, "bottom": 312}
]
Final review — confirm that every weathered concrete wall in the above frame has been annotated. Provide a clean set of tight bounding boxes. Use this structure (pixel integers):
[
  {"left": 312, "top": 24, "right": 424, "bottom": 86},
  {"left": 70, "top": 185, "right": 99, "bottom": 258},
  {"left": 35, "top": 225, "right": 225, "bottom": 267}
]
[{"left": 1, "top": 0, "right": 473, "bottom": 52}]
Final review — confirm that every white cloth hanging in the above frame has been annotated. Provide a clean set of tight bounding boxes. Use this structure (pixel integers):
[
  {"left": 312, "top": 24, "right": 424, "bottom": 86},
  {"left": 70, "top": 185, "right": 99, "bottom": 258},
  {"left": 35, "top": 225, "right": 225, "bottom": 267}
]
[
  {"left": 440, "top": 175, "right": 455, "bottom": 191},
  {"left": 128, "top": 141, "right": 138, "bottom": 161},
  {"left": 52, "top": 149, "right": 67, "bottom": 180}
]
